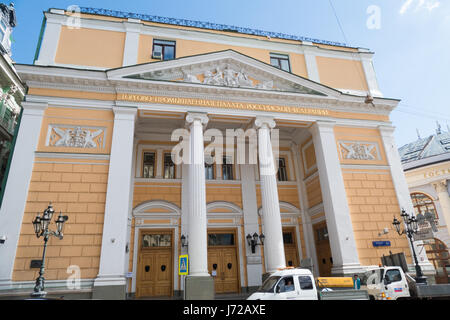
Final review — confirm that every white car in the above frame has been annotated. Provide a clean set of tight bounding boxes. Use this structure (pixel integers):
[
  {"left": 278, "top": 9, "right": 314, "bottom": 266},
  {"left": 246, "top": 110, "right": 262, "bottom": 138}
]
[
  {"left": 247, "top": 268, "right": 370, "bottom": 300},
  {"left": 247, "top": 268, "right": 318, "bottom": 300}
]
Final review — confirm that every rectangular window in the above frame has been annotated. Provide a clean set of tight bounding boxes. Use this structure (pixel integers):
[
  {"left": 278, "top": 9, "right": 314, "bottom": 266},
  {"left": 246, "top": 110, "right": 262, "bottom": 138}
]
[
  {"left": 270, "top": 53, "right": 291, "bottom": 72},
  {"left": 222, "top": 156, "right": 234, "bottom": 180},
  {"left": 163, "top": 153, "right": 176, "bottom": 179},
  {"left": 142, "top": 234, "right": 171, "bottom": 248},
  {"left": 277, "top": 157, "right": 288, "bottom": 181},
  {"left": 143, "top": 152, "right": 155, "bottom": 178},
  {"left": 208, "top": 233, "right": 235, "bottom": 246},
  {"left": 152, "top": 39, "right": 176, "bottom": 60},
  {"left": 205, "top": 156, "right": 215, "bottom": 180},
  {"left": 316, "top": 227, "right": 329, "bottom": 242},
  {"left": 282, "top": 232, "right": 294, "bottom": 245}
]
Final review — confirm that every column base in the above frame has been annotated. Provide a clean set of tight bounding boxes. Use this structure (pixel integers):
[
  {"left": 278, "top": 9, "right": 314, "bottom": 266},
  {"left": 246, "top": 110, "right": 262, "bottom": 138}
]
[
  {"left": 92, "top": 276, "right": 126, "bottom": 300},
  {"left": 184, "top": 275, "right": 214, "bottom": 300},
  {"left": 331, "top": 263, "right": 363, "bottom": 277}
]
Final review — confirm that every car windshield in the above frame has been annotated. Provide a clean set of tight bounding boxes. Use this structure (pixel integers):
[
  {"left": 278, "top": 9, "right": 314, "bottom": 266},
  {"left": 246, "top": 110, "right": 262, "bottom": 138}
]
[{"left": 257, "top": 276, "right": 281, "bottom": 293}]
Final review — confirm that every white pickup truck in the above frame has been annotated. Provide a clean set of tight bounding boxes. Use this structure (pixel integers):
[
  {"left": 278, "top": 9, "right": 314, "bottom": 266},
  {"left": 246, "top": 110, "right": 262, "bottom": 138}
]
[
  {"left": 247, "top": 268, "right": 369, "bottom": 300},
  {"left": 361, "top": 266, "right": 410, "bottom": 300},
  {"left": 362, "top": 265, "right": 450, "bottom": 300}
]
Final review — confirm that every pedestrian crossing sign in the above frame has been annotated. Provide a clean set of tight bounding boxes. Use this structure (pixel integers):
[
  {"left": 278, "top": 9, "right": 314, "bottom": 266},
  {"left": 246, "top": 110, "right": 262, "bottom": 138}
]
[{"left": 179, "top": 255, "right": 188, "bottom": 275}]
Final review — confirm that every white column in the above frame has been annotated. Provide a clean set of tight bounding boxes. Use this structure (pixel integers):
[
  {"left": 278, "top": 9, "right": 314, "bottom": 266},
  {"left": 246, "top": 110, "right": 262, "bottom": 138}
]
[
  {"left": 433, "top": 180, "right": 450, "bottom": 237},
  {"left": 255, "top": 117, "right": 285, "bottom": 273},
  {"left": 180, "top": 163, "right": 190, "bottom": 291},
  {"left": 378, "top": 125, "right": 432, "bottom": 270},
  {"left": 122, "top": 19, "right": 141, "bottom": 67},
  {"left": 309, "top": 121, "right": 360, "bottom": 275},
  {"left": 186, "top": 112, "right": 210, "bottom": 277},
  {"left": 35, "top": 12, "right": 64, "bottom": 66},
  {"left": 291, "top": 142, "right": 319, "bottom": 275},
  {"left": 0, "top": 102, "right": 47, "bottom": 289},
  {"left": 155, "top": 148, "right": 164, "bottom": 179},
  {"left": 94, "top": 107, "right": 137, "bottom": 293},
  {"left": 241, "top": 164, "right": 263, "bottom": 286}
]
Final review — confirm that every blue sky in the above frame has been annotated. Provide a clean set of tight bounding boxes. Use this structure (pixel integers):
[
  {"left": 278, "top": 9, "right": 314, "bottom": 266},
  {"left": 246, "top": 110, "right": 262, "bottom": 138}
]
[{"left": 10, "top": 0, "right": 450, "bottom": 147}]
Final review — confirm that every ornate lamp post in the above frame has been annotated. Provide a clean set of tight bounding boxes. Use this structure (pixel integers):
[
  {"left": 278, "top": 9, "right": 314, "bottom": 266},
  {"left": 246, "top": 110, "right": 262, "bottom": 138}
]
[
  {"left": 392, "top": 209, "right": 427, "bottom": 285},
  {"left": 246, "top": 232, "right": 265, "bottom": 254},
  {"left": 31, "top": 203, "right": 68, "bottom": 298}
]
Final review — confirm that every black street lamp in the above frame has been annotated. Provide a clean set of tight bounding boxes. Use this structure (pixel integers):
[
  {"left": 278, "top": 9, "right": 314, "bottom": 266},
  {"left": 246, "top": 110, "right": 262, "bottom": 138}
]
[
  {"left": 246, "top": 232, "right": 264, "bottom": 254},
  {"left": 392, "top": 209, "right": 427, "bottom": 285},
  {"left": 31, "top": 203, "right": 68, "bottom": 298},
  {"left": 181, "top": 234, "right": 188, "bottom": 247}
]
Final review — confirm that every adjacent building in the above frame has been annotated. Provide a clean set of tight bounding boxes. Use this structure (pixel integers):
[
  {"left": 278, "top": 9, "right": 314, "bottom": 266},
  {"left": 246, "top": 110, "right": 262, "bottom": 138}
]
[
  {"left": 400, "top": 123, "right": 450, "bottom": 284},
  {"left": 0, "top": 3, "right": 25, "bottom": 204},
  {"left": 0, "top": 7, "right": 436, "bottom": 299}
]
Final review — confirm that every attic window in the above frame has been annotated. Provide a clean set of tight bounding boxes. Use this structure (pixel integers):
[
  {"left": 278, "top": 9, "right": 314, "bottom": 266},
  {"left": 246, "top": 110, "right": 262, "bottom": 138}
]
[
  {"left": 152, "top": 39, "right": 176, "bottom": 61},
  {"left": 270, "top": 53, "right": 291, "bottom": 72}
]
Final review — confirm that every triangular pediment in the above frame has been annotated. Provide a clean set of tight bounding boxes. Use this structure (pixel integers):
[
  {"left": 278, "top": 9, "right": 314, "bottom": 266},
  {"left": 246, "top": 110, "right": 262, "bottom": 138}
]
[{"left": 107, "top": 50, "right": 339, "bottom": 97}]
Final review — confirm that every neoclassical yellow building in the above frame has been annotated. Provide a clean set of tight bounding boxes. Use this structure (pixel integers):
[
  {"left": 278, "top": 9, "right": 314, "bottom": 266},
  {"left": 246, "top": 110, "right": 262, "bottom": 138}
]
[
  {"left": 400, "top": 124, "right": 450, "bottom": 284},
  {"left": 0, "top": 7, "right": 435, "bottom": 299}
]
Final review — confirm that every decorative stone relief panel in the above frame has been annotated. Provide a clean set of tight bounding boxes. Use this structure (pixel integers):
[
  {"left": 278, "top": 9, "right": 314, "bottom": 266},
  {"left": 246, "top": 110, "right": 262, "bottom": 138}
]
[
  {"left": 46, "top": 125, "right": 106, "bottom": 149},
  {"left": 339, "top": 141, "right": 381, "bottom": 161},
  {"left": 126, "top": 61, "right": 325, "bottom": 95}
]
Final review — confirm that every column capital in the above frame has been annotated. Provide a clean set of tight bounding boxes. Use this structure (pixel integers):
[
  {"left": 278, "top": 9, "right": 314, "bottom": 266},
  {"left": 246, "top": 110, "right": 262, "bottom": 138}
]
[
  {"left": 123, "top": 20, "right": 142, "bottom": 32},
  {"left": 433, "top": 180, "right": 448, "bottom": 193},
  {"left": 112, "top": 106, "right": 137, "bottom": 120},
  {"left": 309, "top": 120, "right": 336, "bottom": 136},
  {"left": 21, "top": 101, "right": 48, "bottom": 116},
  {"left": 378, "top": 124, "right": 396, "bottom": 136},
  {"left": 186, "top": 112, "right": 209, "bottom": 126},
  {"left": 254, "top": 116, "right": 276, "bottom": 129}
]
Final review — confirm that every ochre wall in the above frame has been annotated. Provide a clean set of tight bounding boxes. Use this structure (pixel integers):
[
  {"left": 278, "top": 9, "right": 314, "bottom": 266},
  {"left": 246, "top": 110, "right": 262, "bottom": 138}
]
[
  {"left": 137, "top": 36, "right": 308, "bottom": 78},
  {"left": 335, "top": 126, "right": 412, "bottom": 265},
  {"left": 55, "top": 26, "right": 126, "bottom": 68},
  {"left": 51, "top": 18, "right": 369, "bottom": 92},
  {"left": 343, "top": 169, "right": 411, "bottom": 265},
  {"left": 133, "top": 182, "right": 182, "bottom": 208},
  {"left": 13, "top": 107, "right": 114, "bottom": 282},
  {"left": 305, "top": 176, "right": 322, "bottom": 209},
  {"left": 316, "top": 56, "right": 368, "bottom": 91}
]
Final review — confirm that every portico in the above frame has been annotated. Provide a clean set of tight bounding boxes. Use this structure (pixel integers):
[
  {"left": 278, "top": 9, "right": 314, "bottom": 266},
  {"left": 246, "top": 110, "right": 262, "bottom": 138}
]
[{"left": 0, "top": 46, "right": 433, "bottom": 299}]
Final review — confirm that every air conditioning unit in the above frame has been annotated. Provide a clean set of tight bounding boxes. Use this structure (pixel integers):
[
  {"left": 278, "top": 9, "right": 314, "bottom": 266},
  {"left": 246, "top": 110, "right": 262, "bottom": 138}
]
[{"left": 152, "top": 51, "right": 162, "bottom": 60}]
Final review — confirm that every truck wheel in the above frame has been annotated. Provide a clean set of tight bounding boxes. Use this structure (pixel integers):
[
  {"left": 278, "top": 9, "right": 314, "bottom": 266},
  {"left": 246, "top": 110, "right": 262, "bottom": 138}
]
[{"left": 369, "top": 295, "right": 375, "bottom": 300}]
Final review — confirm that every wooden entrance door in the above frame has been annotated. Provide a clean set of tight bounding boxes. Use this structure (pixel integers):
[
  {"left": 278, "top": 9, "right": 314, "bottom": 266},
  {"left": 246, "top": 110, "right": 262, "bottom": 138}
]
[
  {"left": 283, "top": 227, "right": 300, "bottom": 267},
  {"left": 313, "top": 221, "right": 333, "bottom": 277},
  {"left": 136, "top": 229, "right": 173, "bottom": 298},
  {"left": 207, "top": 229, "right": 240, "bottom": 294}
]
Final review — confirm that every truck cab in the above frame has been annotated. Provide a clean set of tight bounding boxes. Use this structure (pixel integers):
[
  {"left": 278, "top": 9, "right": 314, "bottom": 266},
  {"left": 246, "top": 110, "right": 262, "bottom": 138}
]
[
  {"left": 247, "top": 268, "right": 318, "bottom": 300},
  {"left": 361, "top": 266, "right": 410, "bottom": 300}
]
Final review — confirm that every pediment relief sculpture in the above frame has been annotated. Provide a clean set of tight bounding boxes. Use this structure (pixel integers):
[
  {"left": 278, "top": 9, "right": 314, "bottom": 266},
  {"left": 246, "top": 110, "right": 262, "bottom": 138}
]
[{"left": 126, "top": 63, "right": 324, "bottom": 95}]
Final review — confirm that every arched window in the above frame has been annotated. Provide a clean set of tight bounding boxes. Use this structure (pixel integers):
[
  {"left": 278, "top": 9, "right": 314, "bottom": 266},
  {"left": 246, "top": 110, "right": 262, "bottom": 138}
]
[
  {"left": 410, "top": 192, "right": 438, "bottom": 220},
  {"left": 424, "top": 238, "right": 450, "bottom": 284}
]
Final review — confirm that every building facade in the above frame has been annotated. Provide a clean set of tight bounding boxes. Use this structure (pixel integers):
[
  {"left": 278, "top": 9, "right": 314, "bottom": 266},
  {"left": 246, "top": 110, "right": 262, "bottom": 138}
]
[
  {"left": 0, "top": 7, "right": 435, "bottom": 299},
  {"left": 400, "top": 124, "right": 450, "bottom": 284},
  {"left": 0, "top": 2, "right": 24, "bottom": 202}
]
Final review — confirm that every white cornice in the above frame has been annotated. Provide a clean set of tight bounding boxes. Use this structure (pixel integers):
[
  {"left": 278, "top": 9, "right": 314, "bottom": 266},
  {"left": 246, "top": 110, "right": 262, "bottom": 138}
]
[{"left": 17, "top": 51, "right": 398, "bottom": 124}]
